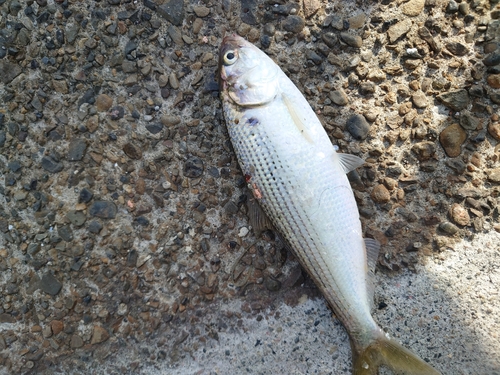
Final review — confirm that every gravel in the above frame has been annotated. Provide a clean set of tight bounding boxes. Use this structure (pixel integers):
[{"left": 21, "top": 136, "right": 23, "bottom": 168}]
[{"left": 1, "top": 0, "right": 500, "bottom": 374}]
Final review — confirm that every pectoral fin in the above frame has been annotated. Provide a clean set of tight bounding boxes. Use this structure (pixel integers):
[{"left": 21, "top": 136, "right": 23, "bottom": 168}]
[
  {"left": 338, "top": 153, "right": 365, "bottom": 173},
  {"left": 282, "top": 93, "right": 314, "bottom": 143}
]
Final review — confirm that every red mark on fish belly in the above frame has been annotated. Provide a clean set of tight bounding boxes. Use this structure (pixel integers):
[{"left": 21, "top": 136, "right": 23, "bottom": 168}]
[
  {"left": 252, "top": 183, "right": 262, "bottom": 200},
  {"left": 245, "top": 173, "right": 252, "bottom": 183}
]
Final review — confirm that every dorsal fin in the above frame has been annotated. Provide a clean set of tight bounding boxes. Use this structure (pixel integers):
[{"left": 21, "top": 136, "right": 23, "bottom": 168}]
[
  {"left": 338, "top": 153, "right": 365, "bottom": 173},
  {"left": 282, "top": 93, "right": 314, "bottom": 143},
  {"left": 364, "top": 237, "right": 381, "bottom": 308}
]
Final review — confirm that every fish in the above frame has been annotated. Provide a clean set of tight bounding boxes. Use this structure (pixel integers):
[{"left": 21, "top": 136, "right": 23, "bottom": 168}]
[{"left": 218, "top": 34, "right": 442, "bottom": 375}]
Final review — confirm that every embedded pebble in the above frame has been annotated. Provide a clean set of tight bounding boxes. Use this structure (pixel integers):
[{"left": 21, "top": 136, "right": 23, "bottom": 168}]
[
  {"left": 329, "top": 90, "right": 349, "bottom": 106},
  {"left": 68, "top": 139, "right": 87, "bottom": 161},
  {"left": 96, "top": 94, "right": 113, "bottom": 112},
  {"left": 39, "top": 273, "right": 62, "bottom": 296},
  {"left": 91, "top": 326, "right": 110, "bottom": 344},
  {"left": 340, "top": 32, "right": 363, "bottom": 48},
  {"left": 283, "top": 16, "right": 305, "bottom": 33},
  {"left": 487, "top": 168, "right": 500, "bottom": 183},
  {"left": 387, "top": 19, "right": 412, "bottom": 43},
  {"left": 346, "top": 114, "right": 370, "bottom": 140},
  {"left": 371, "top": 184, "right": 391, "bottom": 203},
  {"left": 487, "top": 74, "right": 500, "bottom": 89},
  {"left": 449, "top": 203, "right": 470, "bottom": 226},
  {"left": 411, "top": 91, "right": 428, "bottom": 108},
  {"left": 89, "top": 201, "right": 117, "bottom": 219},
  {"left": 439, "top": 221, "right": 459, "bottom": 235},
  {"left": 439, "top": 124, "right": 467, "bottom": 157},
  {"left": 437, "top": 90, "right": 470, "bottom": 111},
  {"left": 402, "top": 0, "right": 425, "bottom": 16}
]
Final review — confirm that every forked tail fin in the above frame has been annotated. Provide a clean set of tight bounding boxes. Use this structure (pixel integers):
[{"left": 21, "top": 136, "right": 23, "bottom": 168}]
[{"left": 352, "top": 333, "right": 442, "bottom": 375}]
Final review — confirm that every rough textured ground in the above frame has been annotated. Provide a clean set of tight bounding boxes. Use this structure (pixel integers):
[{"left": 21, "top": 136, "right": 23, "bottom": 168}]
[{"left": 1, "top": 0, "right": 500, "bottom": 374}]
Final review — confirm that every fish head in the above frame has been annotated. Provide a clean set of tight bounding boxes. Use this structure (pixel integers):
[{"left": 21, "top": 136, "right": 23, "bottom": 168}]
[{"left": 218, "top": 34, "right": 279, "bottom": 107}]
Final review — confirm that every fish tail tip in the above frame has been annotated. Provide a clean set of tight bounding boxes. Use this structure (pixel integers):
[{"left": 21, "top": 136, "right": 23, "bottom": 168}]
[{"left": 352, "top": 334, "right": 442, "bottom": 375}]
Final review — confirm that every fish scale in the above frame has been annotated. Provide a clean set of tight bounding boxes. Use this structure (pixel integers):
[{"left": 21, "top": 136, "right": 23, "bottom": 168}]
[{"left": 219, "top": 34, "right": 442, "bottom": 375}]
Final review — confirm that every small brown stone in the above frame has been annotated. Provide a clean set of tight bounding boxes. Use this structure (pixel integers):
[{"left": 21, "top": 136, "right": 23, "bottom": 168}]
[
  {"left": 439, "top": 124, "right": 467, "bottom": 157},
  {"left": 371, "top": 184, "right": 391, "bottom": 203},
  {"left": 487, "top": 74, "right": 500, "bottom": 89},
  {"left": 488, "top": 122, "right": 500, "bottom": 141},
  {"left": 402, "top": 0, "right": 425, "bottom": 16},
  {"left": 52, "top": 80, "right": 68, "bottom": 94},
  {"left": 123, "top": 143, "right": 143, "bottom": 160},
  {"left": 86, "top": 115, "right": 99, "bottom": 133},
  {"left": 136, "top": 178, "right": 146, "bottom": 195},
  {"left": 193, "top": 6, "right": 210, "bottom": 17},
  {"left": 449, "top": 203, "right": 470, "bottom": 226},
  {"left": 96, "top": 94, "right": 113, "bottom": 112},
  {"left": 70, "top": 334, "right": 84, "bottom": 349},
  {"left": 487, "top": 168, "right": 500, "bottom": 183},
  {"left": 91, "top": 326, "right": 110, "bottom": 344},
  {"left": 51, "top": 320, "right": 64, "bottom": 335}
]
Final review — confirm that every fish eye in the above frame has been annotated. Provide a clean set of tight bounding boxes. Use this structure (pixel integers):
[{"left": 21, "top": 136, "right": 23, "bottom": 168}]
[{"left": 224, "top": 50, "right": 237, "bottom": 65}]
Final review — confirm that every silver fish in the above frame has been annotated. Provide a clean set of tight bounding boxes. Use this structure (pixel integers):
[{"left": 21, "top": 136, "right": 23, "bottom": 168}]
[{"left": 218, "top": 34, "right": 442, "bottom": 375}]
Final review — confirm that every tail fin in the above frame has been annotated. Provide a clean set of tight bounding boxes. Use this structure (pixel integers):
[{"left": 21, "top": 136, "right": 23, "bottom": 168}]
[{"left": 352, "top": 333, "right": 442, "bottom": 375}]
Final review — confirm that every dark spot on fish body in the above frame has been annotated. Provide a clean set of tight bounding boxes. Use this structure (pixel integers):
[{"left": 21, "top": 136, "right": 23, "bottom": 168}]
[{"left": 246, "top": 117, "right": 259, "bottom": 126}]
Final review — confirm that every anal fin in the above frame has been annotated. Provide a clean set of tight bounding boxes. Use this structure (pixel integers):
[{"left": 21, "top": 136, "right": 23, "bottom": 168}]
[
  {"left": 364, "top": 238, "right": 381, "bottom": 308},
  {"left": 247, "top": 195, "right": 274, "bottom": 236}
]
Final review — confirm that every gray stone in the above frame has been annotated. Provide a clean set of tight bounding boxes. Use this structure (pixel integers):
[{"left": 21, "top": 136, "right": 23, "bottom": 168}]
[
  {"left": 411, "top": 91, "right": 428, "bottom": 108},
  {"left": 58, "top": 225, "right": 73, "bottom": 242},
  {"left": 329, "top": 89, "right": 348, "bottom": 106},
  {"left": 184, "top": 156, "right": 204, "bottom": 178},
  {"left": 0, "top": 61, "right": 22, "bottom": 84},
  {"left": 0, "top": 314, "right": 15, "bottom": 323},
  {"left": 437, "top": 90, "right": 469, "bottom": 111},
  {"left": 346, "top": 114, "right": 370, "bottom": 140},
  {"left": 459, "top": 111, "right": 480, "bottom": 130},
  {"left": 240, "top": 0, "right": 258, "bottom": 25},
  {"left": 224, "top": 201, "right": 239, "bottom": 215},
  {"left": 418, "top": 27, "right": 439, "bottom": 52},
  {"left": 387, "top": 19, "right": 412, "bottom": 43},
  {"left": 66, "top": 210, "right": 86, "bottom": 226},
  {"left": 283, "top": 16, "right": 305, "bottom": 33},
  {"left": 68, "top": 139, "right": 87, "bottom": 161},
  {"left": 487, "top": 168, "right": 500, "bottom": 183},
  {"left": 89, "top": 201, "right": 117, "bottom": 219},
  {"left": 8, "top": 160, "right": 22, "bottom": 172},
  {"left": 157, "top": 0, "right": 184, "bottom": 26},
  {"left": 88, "top": 220, "right": 103, "bottom": 234},
  {"left": 40, "top": 273, "right": 63, "bottom": 296},
  {"left": 340, "top": 32, "right": 362, "bottom": 48},
  {"left": 483, "top": 53, "right": 500, "bottom": 67},
  {"left": 321, "top": 32, "right": 337, "bottom": 48},
  {"left": 264, "top": 276, "right": 281, "bottom": 291},
  {"left": 123, "top": 143, "right": 142, "bottom": 159},
  {"left": 65, "top": 24, "right": 80, "bottom": 44},
  {"left": 146, "top": 123, "right": 163, "bottom": 134},
  {"left": 439, "top": 222, "right": 459, "bottom": 235},
  {"left": 167, "top": 25, "right": 184, "bottom": 46},
  {"left": 41, "top": 156, "right": 64, "bottom": 173},
  {"left": 446, "top": 42, "right": 468, "bottom": 56},
  {"left": 124, "top": 40, "right": 137, "bottom": 56}
]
